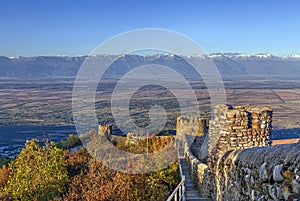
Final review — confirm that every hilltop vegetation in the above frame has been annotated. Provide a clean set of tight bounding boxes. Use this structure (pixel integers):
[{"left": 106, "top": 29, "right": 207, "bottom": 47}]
[
  {"left": 0, "top": 135, "right": 179, "bottom": 200},
  {"left": 4, "top": 140, "right": 68, "bottom": 200}
]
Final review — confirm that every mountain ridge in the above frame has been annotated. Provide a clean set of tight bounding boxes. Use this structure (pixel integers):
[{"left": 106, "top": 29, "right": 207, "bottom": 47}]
[{"left": 1, "top": 53, "right": 300, "bottom": 79}]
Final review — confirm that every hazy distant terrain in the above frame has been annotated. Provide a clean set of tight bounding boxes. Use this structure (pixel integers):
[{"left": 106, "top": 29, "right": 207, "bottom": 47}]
[
  {"left": 1, "top": 54, "right": 300, "bottom": 156},
  {"left": 1, "top": 54, "right": 300, "bottom": 79},
  {"left": 1, "top": 53, "right": 300, "bottom": 130}
]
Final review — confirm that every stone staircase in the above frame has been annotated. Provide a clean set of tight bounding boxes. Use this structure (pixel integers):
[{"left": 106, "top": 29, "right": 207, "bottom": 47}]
[{"left": 179, "top": 158, "right": 211, "bottom": 201}]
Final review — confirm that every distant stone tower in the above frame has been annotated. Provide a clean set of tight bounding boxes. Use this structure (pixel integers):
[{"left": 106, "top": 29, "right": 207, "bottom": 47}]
[
  {"left": 207, "top": 104, "right": 273, "bottom": 168},
  {"left": 98, "top": 124, "right": 112, "bottom": 141},
  {"left": 176, "top": 116, "right": 208, "bottom": 157},
  {"left": 176, "top": 116, "right": 207, "bottom": 137}
]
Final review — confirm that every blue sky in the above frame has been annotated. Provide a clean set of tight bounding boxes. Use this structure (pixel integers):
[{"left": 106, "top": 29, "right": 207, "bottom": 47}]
[{"left": 0, "top": 0, "right": 299, "bottom": 56}]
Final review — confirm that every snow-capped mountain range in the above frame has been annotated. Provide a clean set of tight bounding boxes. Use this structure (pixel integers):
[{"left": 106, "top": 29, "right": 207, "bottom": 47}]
[
  {"left": 1, "top": 53, "right": 300, "bottom": 79},
  {"left": 199, "top": 53, "right": 300, "bottom": 59}
]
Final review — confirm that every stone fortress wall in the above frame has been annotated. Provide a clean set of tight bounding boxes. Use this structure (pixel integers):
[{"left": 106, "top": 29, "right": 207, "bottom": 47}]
[
  {"left": 178, "top": 104, "right": 300, "bottom": 201},
  {"left": 176, "top": 116, "right": 207, "bottom": 137},
  {"left": 208, "top": 104, "right": 273, "bottom": 167}
]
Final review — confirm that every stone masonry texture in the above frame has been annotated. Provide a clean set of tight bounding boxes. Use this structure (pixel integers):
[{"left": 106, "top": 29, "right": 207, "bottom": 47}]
[{"left": 180, "top": 104, "right": 300, "bottom": 200}]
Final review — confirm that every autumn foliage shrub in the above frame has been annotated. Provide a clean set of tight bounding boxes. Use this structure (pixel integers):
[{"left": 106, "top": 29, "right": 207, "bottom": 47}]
[
  {"left": 0, "top": 165, "right": 10, "bottom": 189},
  {"left": 63, "top": 135, "right": 180, "bottom": 201},
  {"left": 0, "top": 135, "right": 180, "bottom": 201},
  {"left": 65, "top": 150, "right": 179, "bottom": 201},
  {"left": 0, "top": 165, "right": 11, "bottom": 200},
  {"left": 4, "top": 139, "right": 68, "bottom": 201}
]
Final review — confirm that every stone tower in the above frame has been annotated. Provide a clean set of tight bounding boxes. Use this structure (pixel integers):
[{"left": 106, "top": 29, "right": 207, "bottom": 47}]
[
  {"left": 98, "top": 124, "right": 112, "bottom": 141},
  {"left": 207, "top": 104, "right": 273, "bottom": 168}
]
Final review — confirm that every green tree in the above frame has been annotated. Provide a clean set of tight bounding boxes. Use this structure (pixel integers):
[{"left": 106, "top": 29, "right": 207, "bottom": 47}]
[
  {"left": 57, "top": 134, "right": 82, "bottom": 150},
  {"left": 0, "top": 156, "right": 11, "bottom": 168},
  {"left": 5, "top": 139, "right": 68, "bottom": 201}
]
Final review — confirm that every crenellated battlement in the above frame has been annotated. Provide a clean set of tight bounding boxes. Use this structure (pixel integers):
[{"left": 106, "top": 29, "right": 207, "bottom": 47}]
[
  {"left": 208, "top": 104, "right": 273, "bottom": 168},
  {"left": 97, "top": 103, "right": 299, "bottom": 200},
  {"left": 98, "top": 124, "right": 112, "bottom": 141},
  {"left": 176, "top": 116, "right": 207, "bottom": 137},
  {"left": 179, "top": 104, "right": 300, "bottom": 200}
]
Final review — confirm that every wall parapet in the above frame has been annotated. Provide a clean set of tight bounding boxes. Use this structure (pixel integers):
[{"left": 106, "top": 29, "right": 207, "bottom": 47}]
[
  {"left": 178, "top": 104, "right": 300, "bottom": 200},
  {"left": 183, "top": 135, "right": 210, "bottom": 197},
  {"left": 215, "top": 142, "right": 300, "bottom": 201}
]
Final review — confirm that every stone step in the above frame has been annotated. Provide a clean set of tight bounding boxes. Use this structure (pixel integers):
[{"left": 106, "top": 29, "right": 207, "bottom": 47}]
[
  {"left": 186, "top": 190, "right": 201, "bottom": 195},
  {"left": 178, "top": 157, "right": 213, "bottom": 201}
]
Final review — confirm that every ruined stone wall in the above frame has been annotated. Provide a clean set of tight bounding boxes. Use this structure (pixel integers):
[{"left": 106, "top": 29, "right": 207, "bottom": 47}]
[
  {"left": 180, "top": 104, "right": 300, "bottom": 200},
  {"left": 208, "top": 104, "right": 273, "bottom": 168},
  {"left": 183, "top": 135, "right": 210, "bottom": 197},
  {"left": 98, "top": 124, "right": 112, "bottom": 141},
  {"left": 179, "top": 104, "right": 300, "bottom": 201},
  {"left": 177, "top": 116, "right": 208, "bottom": 158},
  {"left": 176, "top": 116, "right": 207, "bottom": 137},
  {"left": 215, "top": 143, "right": 300, "bottom": 201}
]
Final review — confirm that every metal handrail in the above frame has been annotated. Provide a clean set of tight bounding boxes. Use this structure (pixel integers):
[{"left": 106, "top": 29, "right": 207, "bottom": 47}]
[
  {"left": 166, "top": 176, "right": 185, "bottom": 201},
  {"left": 166, "top": 149, "right": 186, "bottom": 201}
]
